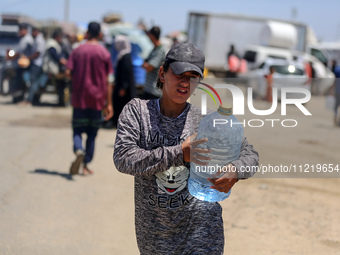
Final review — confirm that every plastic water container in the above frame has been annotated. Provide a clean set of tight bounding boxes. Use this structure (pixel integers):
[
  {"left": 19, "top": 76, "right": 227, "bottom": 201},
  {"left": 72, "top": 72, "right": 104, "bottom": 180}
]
[{"left": 188, "top": 105, "right": 244, "bottom": 202}]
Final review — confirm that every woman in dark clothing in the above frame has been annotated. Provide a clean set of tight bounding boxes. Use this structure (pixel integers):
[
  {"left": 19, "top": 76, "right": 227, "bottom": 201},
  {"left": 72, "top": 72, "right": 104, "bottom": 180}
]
[{"left": 112, "top": 35, "right": 136, "bottom": 126}]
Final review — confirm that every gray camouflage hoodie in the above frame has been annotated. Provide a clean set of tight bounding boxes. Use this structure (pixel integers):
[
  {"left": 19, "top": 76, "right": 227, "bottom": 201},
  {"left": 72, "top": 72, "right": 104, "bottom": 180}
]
[{"left": 113, "top": 98, "right": 259, "bottom": 255}]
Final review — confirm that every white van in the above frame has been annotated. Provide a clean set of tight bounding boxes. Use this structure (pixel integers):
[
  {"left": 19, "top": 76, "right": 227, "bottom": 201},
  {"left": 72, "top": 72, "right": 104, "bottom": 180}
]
[
  {"left": 243, "top": 45, "right": 335, "bottom": 95},
  {"left": 246, "top": 58, "right": 309, "bottom": 99}
]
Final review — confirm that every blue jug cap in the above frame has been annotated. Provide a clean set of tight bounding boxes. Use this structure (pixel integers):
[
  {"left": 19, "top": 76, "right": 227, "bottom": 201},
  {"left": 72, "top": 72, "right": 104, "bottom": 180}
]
[{"left": 217, "top": 105, "right": 232, "bottom": 116}]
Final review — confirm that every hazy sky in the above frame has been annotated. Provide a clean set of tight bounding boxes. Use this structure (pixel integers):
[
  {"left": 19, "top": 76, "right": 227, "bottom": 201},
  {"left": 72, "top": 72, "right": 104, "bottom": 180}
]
[{"left": 1, "top": 0, "right": 340, "bottom": 41}]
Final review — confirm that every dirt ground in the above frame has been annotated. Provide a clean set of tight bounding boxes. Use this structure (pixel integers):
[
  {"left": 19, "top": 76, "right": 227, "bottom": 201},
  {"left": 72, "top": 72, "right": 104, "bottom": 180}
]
[{"left": 0, "top": 93, "right": 339, "bottom": 255}]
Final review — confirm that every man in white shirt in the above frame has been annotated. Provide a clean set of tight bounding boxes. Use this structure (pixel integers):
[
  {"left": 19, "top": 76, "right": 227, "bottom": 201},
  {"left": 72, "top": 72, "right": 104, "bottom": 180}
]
[{"left": 23, "top": 26, "right": 47, "bottom": 105}]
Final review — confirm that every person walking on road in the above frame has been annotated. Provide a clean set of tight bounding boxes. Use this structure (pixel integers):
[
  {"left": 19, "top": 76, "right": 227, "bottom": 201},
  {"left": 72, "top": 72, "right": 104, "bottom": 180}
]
[
  {"left": 66, "top": 21, "right": 114, "bottom": 175},
  {"left": 265, "top": 65, "right": 275, "bottom": 102},
  {"left": 43, "top": 30, "right": 69, "bottom": 106},
  {"left": 332, "top": 65, "right": 340, "bottom": 126},
  {"left": 226, "top": 44, "right": 240, "bottom": 79},
  {"left": 112, "top": 35, "right": 136, "bottom": 127},
  {"left": 113, "top": 42, "right": 259, "bottom": 254},
  {"left": 23, "top": 26, "right": 46, "bottom": 105},
  {"left": 142, "top": 26, "right": 165, "bottom": 99},
  {"left": 6, "top": 23, "right": 34, "bottom": 103}
]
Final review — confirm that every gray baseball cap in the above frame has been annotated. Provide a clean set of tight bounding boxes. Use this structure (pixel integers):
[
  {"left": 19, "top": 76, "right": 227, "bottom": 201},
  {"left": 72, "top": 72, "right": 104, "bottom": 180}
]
[{"left": 165, "top": 42, "right": 205, "bottom": 77}]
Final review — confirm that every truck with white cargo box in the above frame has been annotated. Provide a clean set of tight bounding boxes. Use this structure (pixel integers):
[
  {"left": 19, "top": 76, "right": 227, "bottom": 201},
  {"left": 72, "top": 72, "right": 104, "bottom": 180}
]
[{"left": 187, "top": 12, "right": 334, "bottom": 94}]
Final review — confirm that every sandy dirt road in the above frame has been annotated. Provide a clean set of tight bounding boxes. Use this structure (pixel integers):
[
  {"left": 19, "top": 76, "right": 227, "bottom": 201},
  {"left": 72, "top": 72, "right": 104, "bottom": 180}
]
[{"left": 0, "top": 93, "right": 339, "bottom": 255}]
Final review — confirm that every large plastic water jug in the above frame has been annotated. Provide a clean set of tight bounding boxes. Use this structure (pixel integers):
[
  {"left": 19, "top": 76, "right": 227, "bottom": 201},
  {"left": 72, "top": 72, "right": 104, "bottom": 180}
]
[{"left": 188, "top": 105, "right": 244, "bottom": 202}]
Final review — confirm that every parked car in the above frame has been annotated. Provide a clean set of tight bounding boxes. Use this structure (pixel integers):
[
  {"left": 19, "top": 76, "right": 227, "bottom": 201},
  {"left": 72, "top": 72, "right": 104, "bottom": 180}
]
[
  {"left": 243, "top": 45, "right": 335, "bottom": 95},
  {"left": 246, "top": 58, "right": 310, "bottom": 99}
]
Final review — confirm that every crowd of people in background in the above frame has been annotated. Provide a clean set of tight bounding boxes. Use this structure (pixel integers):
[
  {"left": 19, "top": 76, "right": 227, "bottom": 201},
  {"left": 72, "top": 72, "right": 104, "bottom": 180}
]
[
  {"left": 6, "top": 23, "right": 71, "bottom": 105},
  {"left": 5, "top": 20, "right": 340, "bottom": 129},
  {"left": 5, "top": 21, "right": 173, "bottom": 125},
  {"left": 4, "top": 20, "right": 173, "bottom": 174}
]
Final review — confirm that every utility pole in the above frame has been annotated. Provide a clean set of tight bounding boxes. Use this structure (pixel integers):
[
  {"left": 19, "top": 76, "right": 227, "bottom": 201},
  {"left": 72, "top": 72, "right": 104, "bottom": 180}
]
[{"left": 64, "top": 0, "right": 70, "bottom": 23}]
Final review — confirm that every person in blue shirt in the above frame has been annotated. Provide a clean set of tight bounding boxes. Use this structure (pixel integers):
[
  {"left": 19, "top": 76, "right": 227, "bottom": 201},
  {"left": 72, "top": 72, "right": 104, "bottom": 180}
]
[{"left": 332, "top": 65, "right": 340, "bottom": 126}]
